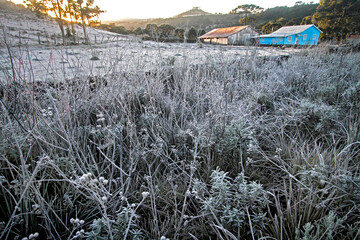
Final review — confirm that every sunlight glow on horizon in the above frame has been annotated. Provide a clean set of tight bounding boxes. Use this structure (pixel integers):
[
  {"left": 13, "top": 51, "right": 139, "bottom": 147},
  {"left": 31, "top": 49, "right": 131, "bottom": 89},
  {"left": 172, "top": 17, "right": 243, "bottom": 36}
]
[{"left": 11, "top": 0, "right": 319, "bottom": 21}]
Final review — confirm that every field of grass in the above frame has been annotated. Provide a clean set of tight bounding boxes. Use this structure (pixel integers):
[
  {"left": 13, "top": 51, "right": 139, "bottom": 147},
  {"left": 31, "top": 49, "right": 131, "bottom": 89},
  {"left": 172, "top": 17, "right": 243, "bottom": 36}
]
[{"left": 0, "top": 31, "right": 359, "bottom": 239}]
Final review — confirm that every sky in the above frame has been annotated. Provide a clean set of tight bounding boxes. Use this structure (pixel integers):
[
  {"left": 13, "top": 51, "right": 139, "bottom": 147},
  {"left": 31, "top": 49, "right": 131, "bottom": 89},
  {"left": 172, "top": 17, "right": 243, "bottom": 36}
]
[{"left": 11, "top": 0, "right": 319, "bottom": 21}]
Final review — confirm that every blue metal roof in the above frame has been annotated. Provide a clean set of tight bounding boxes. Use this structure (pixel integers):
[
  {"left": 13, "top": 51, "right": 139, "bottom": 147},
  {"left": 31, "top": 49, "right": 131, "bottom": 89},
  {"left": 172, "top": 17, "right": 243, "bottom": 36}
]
[{"left": 259, "top": 24, "right": 322, "bottom": 38}]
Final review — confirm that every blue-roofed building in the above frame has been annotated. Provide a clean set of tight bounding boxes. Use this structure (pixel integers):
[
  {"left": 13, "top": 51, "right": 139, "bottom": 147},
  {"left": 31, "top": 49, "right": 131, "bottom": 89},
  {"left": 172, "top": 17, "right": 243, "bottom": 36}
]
[{"left": 259, "top": 24, "right": 322, "bottom": 46}]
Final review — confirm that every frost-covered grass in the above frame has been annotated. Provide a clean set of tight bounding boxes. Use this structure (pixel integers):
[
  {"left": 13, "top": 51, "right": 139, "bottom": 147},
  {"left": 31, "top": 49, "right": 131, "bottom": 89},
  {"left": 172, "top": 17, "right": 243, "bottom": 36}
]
[{"left": 0, "top": 39, "right": 359, "bottom": 240}]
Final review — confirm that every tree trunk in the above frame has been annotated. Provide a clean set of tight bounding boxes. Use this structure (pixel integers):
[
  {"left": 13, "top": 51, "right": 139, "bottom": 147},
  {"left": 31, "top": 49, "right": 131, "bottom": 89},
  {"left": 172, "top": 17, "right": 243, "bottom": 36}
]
[
  {"left": 56, "top": 0, "right": 65, "bottom": 45},
  {"left": 56, "top": 19, "right": 65, "bottom": 45},
  {"left": 81, "top": 19, "right": 89, "bottom": 44},
  {"left": 69, "top": 15, "right": 76, "bottom": 43}
]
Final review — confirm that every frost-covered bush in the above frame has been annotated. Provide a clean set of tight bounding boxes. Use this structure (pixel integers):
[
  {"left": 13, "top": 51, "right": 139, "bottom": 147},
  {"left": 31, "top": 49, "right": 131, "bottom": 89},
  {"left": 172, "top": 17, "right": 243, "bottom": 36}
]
[
  {"left": 295, "top": 211, "right": 344, "bottom": 240},
  {"left": 209, "top": 121, "right": 252, "bottom": 173},
  {"left": 85, "top": 207, "right": 143, "bottom": 240},
  {"left": 295, "top": 99, "right": 340, "bottom": 136},
  {"left": 193, "top": 168, "right": 269, "bottom": 239}
]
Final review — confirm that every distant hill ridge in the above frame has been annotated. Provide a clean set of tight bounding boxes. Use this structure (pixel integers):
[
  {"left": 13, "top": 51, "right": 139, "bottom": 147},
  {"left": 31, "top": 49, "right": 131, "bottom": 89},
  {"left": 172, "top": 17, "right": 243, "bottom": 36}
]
[
  {"left": 108, "top": 4, "right": 319, "bottom": 33},
  {"left": 175, "top": 7, "right": 211, "bottom": 18}
]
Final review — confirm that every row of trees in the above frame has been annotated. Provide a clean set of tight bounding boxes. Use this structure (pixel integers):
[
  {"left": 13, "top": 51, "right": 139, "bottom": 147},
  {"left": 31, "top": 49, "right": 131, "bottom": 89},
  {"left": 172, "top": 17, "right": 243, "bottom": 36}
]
[
  {"left": 143, "top": 24, "right": 206, "bottom": 42},
  {"left": 98, "top": 23, "right": 206, "bottom": 42},
  {"left": 25, "top": 0, "right": 103, "bottom": 44}
]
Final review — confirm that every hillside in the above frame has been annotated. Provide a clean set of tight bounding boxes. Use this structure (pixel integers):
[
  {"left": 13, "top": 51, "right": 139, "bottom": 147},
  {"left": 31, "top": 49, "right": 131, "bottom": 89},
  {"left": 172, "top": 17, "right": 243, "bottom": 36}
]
[
  {"left": 109, "top": 13, "right": 241, "bottom": 32},
  {"left": 0, "top": 0, "right": 124, "bottom": 47},
  {"left": 246, "top": 3, "right": 319, "bottom": 31},
  {"left": 108, "top": 4, "right": 318, "bottom": 33},
  {"left": 174, "top": 7, "right": 211, "bottom": 18}
]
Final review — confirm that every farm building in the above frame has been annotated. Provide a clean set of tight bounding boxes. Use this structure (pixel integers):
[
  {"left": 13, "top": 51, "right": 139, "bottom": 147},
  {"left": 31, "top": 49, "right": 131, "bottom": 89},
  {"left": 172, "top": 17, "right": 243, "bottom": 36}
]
[
  {"left": 259, "top": 24, "right": 322, "bottom": 46},
  {"left": 347, "top": 34, "right": 360, "bottom": 44},
  {"left": 199, "top": 25, "right": 259, "bottom": 45}
]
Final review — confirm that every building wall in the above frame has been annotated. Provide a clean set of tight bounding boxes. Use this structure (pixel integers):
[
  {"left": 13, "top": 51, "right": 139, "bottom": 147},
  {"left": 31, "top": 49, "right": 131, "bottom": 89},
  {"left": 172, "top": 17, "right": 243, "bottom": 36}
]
[
  {"left": 296, "top": 26, "right": 321, "bottom": 45},
  {"left": 284, "top": 34, "right": 297, "bottom": 45},
  {"left": 201, "top": 27, "right": 259, "bottom": 45},
  {"left": 259, "top": 36, "right": 285, "bottom": 45},
  {"left": 259, "top": 34, "right": 297, "bottom": 45},
  {"left": 228, "top": 27, "right": 259, "bottom": 45},
  {"left": 202, "top": 38, "right": 228, "bottom": 44},
  {"left": 259, "top": 26, "right": 321, "bottom": 46},
  {"left": 347, "top": 35, "right": 360, "bottom": 45}
]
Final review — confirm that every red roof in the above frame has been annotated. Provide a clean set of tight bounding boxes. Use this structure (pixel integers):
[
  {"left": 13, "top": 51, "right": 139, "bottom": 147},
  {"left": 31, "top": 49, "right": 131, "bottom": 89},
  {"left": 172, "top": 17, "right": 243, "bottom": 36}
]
[
  {"left": 348, "top": 34, "right": 360, "bottom": 39},
  {"left": 199, "top": 26, "right": 253, "bottom": 38}
]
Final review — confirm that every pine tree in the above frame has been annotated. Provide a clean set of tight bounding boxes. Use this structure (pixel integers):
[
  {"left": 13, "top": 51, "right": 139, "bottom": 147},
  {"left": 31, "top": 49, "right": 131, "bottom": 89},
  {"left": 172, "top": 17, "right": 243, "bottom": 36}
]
[{"left": 230, "top": 4, "right": 264, "bottom": 25}]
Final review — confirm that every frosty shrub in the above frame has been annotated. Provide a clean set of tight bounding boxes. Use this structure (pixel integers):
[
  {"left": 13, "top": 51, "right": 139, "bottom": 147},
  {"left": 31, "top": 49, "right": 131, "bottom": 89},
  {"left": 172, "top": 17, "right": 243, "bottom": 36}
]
[
  {"left": 193, "top": 168, "right": 269, "bottom": 239},
  {"left": 295, "top": 211, "right": 344, "bottom": 240},
  {"left": 296, "top": 99, "right": 340, "bottom": 136},
  {"left": 210, "top": 121, "right": 252, "bottom": 173},
  {"left": 85, "top": 207, "right": 143, "bottom": 240}
]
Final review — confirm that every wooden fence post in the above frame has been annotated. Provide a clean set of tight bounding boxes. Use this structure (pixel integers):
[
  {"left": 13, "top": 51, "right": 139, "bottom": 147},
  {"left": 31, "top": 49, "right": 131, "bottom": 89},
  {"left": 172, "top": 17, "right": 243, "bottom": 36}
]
[{"left": 37, "top": 32, "right": 41, "bottom": 44}]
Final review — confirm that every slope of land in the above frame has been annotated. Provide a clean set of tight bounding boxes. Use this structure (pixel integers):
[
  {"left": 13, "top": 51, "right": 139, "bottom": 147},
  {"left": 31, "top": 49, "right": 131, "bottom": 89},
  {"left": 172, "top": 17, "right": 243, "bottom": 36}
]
[
  {"left": 174, "top": 7, "right": 211, "bottom": 18},
  {"left": 247, "top": 3, "right": 319, "bottom": 31},
  {"left": 0, "top": 0, "right": 124, "bottom": 47}
]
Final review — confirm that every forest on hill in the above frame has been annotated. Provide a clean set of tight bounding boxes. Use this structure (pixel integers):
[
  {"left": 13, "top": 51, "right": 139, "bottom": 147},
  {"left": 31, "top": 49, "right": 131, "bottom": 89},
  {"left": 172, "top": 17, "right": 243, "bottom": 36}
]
[
  {"left": 102, "top": 1, "right": 360, "bottom": 42},
  {"left": 243, "top": 3, "right": 319, "bottom": 33}
]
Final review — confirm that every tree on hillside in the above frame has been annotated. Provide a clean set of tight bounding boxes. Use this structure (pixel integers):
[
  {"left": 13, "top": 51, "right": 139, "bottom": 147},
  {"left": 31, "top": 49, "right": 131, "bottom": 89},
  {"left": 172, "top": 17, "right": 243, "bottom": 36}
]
[
  {"left": 186, "top": 27, "right": 197, "bottom": 41},
  {"left": 26, "top": 0, "right": 68, "bottom": 43},
  {"left": 24, "top": 0, "right": 103, "bottom": 44},
  {"left": 24, "top": 0, "right": 47, "bottom": 17},
  {"left": 65, "top": 0, "right": 78, "bottom": 42},
  {"left": 240, "top": 4, "right": 318, "bottom": 30},
  {"left": 262, "top": 17, "right": 286, "bottom": 34},
  {"left": 238, "top": 16, "right": 257, "bottom": 25},
  {"left": 134, "top": 27, "right": 143, "bottom": 35},
  {"left": 114, "top": 26, "right": 128, "bottom": 35},
  {"left": 230, "top": 4, "right": 264, "bottom": 25},
  {"left": 284, "top": 17, "right": 302, "bottom": 26},
  {"left": 158, "top": 24, "right": 175, "bottom": 39},
  {"left": 70, "top": 0, "right": 104, "bottom": 44},
  {"left": 175, "top": 28, "right": 185, "bottom": 39},
  {"left": 145, "top": 24, "right": 158, "bottom": 39},
  {"left": 301, "top": 15, "right": 313, "bottom": 25},
  {"left": 312, "top": 0, "right": 360, "bottom": 40},
  {"left": 48, "top": 0, "right": 67, "bottom": 44},
  {"left": 198, "top": 29, "right": 206, "bottom": 36}
]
